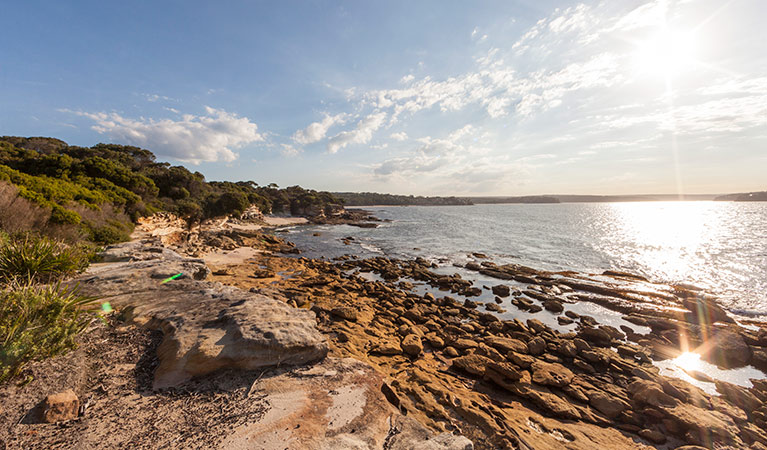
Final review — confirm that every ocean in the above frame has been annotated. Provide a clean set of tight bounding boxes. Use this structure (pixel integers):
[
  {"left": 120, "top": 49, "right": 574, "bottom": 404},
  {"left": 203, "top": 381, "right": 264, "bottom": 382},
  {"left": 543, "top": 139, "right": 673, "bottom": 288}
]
[{"left": 283, "top": 201, "right": 767, "bottom": 321}]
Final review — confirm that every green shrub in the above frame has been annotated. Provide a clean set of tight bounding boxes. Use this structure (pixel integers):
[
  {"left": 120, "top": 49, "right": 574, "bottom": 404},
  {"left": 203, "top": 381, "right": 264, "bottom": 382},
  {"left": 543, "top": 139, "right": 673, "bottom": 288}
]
[
  {"left": 90, "top": 224, "right": 130, "bottom": 245},
  {"left": 0, "top": 234, "right": 90, "bottom": 283},
  {"left": 50, "top": 205, "right": 81, "bottom": 225},
  {"left": 1, "top": 137, "right": 344, "bottom": 232},
  {"left": 0, "top": 282, "right": 97, "bottom": 383}
]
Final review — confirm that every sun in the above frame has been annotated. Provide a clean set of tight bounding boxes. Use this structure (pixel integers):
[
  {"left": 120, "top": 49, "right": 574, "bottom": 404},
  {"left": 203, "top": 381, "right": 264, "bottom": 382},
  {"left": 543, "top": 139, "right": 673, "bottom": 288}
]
[{"left": 634, "top": 27, "right": 696, "bottom": 77}]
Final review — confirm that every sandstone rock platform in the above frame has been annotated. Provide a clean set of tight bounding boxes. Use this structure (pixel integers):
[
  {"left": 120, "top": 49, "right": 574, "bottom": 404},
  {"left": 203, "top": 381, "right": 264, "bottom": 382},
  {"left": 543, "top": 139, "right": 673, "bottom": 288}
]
[{"left": 76, "top": 240, "right": 329, "bottom": 389}]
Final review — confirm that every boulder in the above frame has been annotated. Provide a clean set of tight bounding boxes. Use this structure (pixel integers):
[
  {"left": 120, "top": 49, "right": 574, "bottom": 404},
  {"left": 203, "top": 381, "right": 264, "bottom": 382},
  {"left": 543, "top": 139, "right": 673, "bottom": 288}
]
[
  {"left": 491, "top": 285, "right": 510, "bottom": 297},
  {"left": 557, "top": 316, "right": 574, "bottom": 325},
  {"left": 375, "top": 342, "right": 403, "bottom": 355},
  {"left": 661, "top": 403, "right": 739, "bottom": 442},
  {"left": 705, "top": 331, "right": 752, "bottom": 368},
  {"left": 507, "top": 351, "right": 535, "bottom": 369},
  {"left": 573, "top": 359, "right": 595, "bottom": 374},
  {"left": 557, "top": 341, "right": 578, "bottom": 358},
  {"left": 484, "top": 302, "right": 503, "bottom": 312},
  {"left": 465, "top": 262, "right": 482, "bottom": 271},
  {"left": 444, "top": 347, "right": 460, "bottom": 358},
  {"left": 628, "top": 379, "right": 677, "bottom": 408},
  {"left": 714, "top": 380, "right": 761, "bottom": 411},
  {"left": 638, "top": 428, "right": 667, "bottom": 444},
  {"left": 486, "top": 361, "right": 522, "bottom": 381},
  {"left": 573, "top": 338, "right": 591, "bottom": 352},
  {"left": 527, "top": 337, "right": 546, "bottom": 356},
  {"left": 751, "top": 350, "right": 767, "bottom": 372},
  {"left": 451, "top": 354, "right": 493, "bottom": 376},
  {"left": 578, "top": 327, "right": 613, "bottom": 347},
  {"left": 516, "top": 384, "right": 582, "bottom": 420},
  {"left": 599, "top": 325, "right": 625, "bottom": 341},
  {"left": 453, "top": 339, "right": 479, "bottom": 351},
  {"left": 41, "top": 390, "right": 79, "bottom": 423},
  {"left": 485, "top": 336, "right": 527, "bottom": 354},
  {"left": 427, "top": 336, "right": 445, "bottom": 349},
  {"left": 331, "top": 306, "right": 359, "bottom": 322},
  {"left": 484, "top": 361, "right": 523, "bottom": 392},
  {"left": 588, "top": 391, "right": 629, "bottom": 419},
  {"left": 401, "top": 334, "right": 423, "bottom": 357},
  {"left": 526, "top": 319, "right": 546, "bottom": 334},
  {"left": 542, "top": 299, "right": 564, "bottom": 313},
  {"left": 530, "top": 361, "right": 574, "bottom": 388}
]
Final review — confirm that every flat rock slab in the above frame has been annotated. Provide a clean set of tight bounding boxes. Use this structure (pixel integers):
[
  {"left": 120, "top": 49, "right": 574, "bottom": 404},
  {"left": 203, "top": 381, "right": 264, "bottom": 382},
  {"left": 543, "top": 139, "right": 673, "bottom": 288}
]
[
  {"left": 220, "top": 357, "right": 472, "bottom": 450},
  {"left": 74, "top": 241, "right": 328, "bottom": 389}
]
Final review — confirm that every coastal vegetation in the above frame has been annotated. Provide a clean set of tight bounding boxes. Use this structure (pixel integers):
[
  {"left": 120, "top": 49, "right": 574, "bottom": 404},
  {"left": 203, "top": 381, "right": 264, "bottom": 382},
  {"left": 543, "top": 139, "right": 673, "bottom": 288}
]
[
  {"left": 468, "top": 195, "right": 560, "bottom": 204},
  {"left": 0, "top": 232, "right": 97, "bottom": 383},
  {"left": 0, "top": 135, "right": 346, "bottom": 385},
  {"left": 335, "top": 191, "right": 474, "bottom": 206},
  {"left": 0, "top": 136, "right": 343, "bottom": 244},
  {"left": 0, "top": 281, "right": 96, "bottom": 383},
  {"left": 0, "top": 233, "right": 92, "bottom": 284}
]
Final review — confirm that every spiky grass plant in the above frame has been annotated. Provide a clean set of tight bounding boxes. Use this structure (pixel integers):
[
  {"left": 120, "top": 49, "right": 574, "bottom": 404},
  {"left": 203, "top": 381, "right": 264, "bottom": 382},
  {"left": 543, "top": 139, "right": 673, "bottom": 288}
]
[
  {"left": 0, "top": 281, "right": 97, "bottom": 383},
  {"left": 0, "top": 233, "right": 90, "bottom": 283}
]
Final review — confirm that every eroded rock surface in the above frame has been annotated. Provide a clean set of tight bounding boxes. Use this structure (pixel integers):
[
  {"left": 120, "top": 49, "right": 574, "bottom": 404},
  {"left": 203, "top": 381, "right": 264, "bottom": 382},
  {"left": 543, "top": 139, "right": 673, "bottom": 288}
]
[
  {"left": 75, "top": 241, "right": 328, "bottom": 388},
  {"left": 212, "top": 252, "right": 767, "bottom": 450},
  {"left": 221, "top": 357, "right": 471, "bottom": 450}
]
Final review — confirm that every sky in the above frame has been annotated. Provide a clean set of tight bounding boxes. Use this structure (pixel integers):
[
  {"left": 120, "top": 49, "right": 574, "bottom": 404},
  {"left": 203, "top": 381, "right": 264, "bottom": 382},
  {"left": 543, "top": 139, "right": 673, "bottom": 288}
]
[{"left": 2, "top": 0, "right": 766, "bottom": 196}]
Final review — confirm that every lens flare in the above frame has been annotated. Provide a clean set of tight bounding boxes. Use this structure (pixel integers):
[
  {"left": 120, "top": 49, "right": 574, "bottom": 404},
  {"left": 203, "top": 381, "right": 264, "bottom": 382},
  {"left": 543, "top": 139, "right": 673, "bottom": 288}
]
[{"left": 673, "top": 351, "right": 702, "bottom": 372}]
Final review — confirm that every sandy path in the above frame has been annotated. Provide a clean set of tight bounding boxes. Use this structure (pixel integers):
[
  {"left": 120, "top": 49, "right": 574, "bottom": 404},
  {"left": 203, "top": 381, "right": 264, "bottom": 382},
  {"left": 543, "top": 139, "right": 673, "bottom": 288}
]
[
  {"left": 203, "top": 247, "right": 261, "bottom": 266},
  {"left": 263, "top": 216, "right": 308, "bottom": 226}
]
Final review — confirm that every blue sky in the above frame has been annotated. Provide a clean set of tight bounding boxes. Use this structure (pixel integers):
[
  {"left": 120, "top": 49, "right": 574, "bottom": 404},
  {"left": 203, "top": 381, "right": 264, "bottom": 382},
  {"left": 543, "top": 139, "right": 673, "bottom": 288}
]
[{"left": 2, "top": 0, "right": 765, "bottom": 195}]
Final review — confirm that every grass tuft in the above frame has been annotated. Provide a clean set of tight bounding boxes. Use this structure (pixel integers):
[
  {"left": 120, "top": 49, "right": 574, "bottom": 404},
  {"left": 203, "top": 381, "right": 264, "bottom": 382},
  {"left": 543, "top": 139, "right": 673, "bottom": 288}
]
[
  {"left": 0, "top": 233, "right": 91, "bottom": 284},
  {"left": 0, "top": 281, "right": 97, "bottom": 383}
]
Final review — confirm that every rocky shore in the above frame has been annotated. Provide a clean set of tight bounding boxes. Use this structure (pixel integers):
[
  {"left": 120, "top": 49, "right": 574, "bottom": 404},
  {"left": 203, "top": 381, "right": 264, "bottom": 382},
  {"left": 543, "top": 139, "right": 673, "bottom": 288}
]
[{"left": 2, "top": 215, "right": 766, "bottom": 449}]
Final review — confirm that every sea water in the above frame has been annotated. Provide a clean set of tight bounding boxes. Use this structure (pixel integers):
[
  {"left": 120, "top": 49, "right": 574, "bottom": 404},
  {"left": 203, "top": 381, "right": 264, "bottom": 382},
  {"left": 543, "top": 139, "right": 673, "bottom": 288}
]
[
  {"left": 281, "top": 201, "right": 767, "bottom": 391},
  {"left": 285, "top": 201, "right": 767, "bottom": 320}
]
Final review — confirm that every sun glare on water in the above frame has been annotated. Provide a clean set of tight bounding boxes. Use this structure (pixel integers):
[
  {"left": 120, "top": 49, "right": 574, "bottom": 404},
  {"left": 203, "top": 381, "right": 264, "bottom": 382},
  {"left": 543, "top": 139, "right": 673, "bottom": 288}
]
[
  {"left": 672, "top": 351, "right": 702, "bottom": 372},
  {"left": 607, "top": 202, "right": 719, "bottom": 283}
]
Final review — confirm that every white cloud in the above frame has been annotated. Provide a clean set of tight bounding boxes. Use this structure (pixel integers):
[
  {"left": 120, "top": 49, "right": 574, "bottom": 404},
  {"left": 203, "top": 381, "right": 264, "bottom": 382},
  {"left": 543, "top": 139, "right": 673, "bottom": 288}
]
[
  {"left": 357, "top": 46, "right": 621, "bottom": 123},
  {"left": 373, "top": 125, "right": 480, "bottom": 178},
  {"left": 373, "top": 154, "right": 449, "bottom": 176},
  {"left": 603, "top": 94, "right": 767, "bottom": 134},
  {"left": 400, "top": 74, "right": 415, "bottom": 84},
  {"left": 143, "top": 93, "right": 175, "bottom": 103},
  {"left": 548, "top": 4, "right": 590, "bottom": 34},
  {"left": 73, "top": 106, "right": 262, "bottom": 164},
  {"left": 517, "top": 153, "right": 556, "bottom": 162},
  {"left": 447, "top": 124, "right": 475, "bottom": 141},
  {"left": 280, "top": 144, "right": 301, "bottom": 157},
  {"left": 390, "top": 131, "right": 408, "bottom": 141},
  {"left": 699, "top": 77, "right": 767, "bottom": 96},
  {"left": 609, "top": 0, "right": 666, "bottom": 32},
  {"left": 512, "top": 18, "right": 545, "bottom": 52},
  {"left": 291, "top": 113, "right": 348, "bottom": 145},
  {"left": 327, "top": 111, "right": 387, "bottom": 154}
]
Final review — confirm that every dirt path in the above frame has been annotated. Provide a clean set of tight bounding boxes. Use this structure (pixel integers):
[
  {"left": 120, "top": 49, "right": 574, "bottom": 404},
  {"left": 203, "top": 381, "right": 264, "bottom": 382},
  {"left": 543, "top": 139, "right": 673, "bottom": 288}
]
[{"left": 0, "top": 319, "right": 269, "bottom": 450}]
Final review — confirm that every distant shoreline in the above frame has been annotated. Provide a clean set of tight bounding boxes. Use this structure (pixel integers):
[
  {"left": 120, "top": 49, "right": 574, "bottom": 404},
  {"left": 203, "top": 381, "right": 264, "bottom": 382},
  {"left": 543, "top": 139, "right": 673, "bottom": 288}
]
[
  {"left": 336, "top": 192, "right": 767, "bottom": 208},
  {"left": 349, "top": 198, "right": 767, "bottom": 208},
  {"left": 339, "top": 191, "right": 767, "bottom": 207}
]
